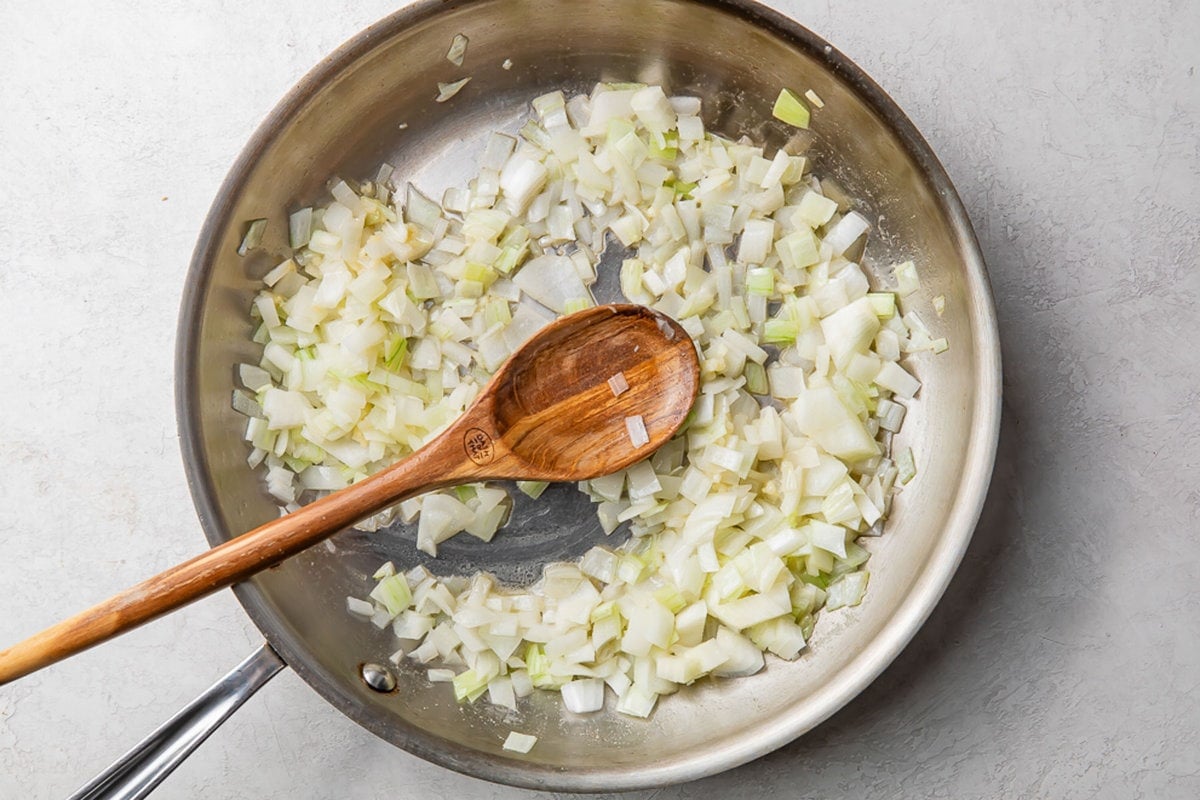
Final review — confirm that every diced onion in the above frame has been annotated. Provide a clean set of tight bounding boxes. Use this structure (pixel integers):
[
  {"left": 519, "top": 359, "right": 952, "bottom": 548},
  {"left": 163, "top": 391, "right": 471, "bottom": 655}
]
[
  {"left": 238, "top": 81, "right": 946, "bottom": 722},
  {"left": 625, "top": 415, "right": 649, "bottom": 448},
  {"left": 503, "top": 732, "right": 538, "bottom": 753},
  {"left": 238, "top": 218, "right": 267, "bottom": 256},
  {"left": 608, "top": 371, "right": 629, "bottom": 397},
  {"left": 561, "top": 678, "right": 605, "bottom": 713},
  {"left": 446, "top": 33, "right": 468, "bottom": 67},
  {"left": 436, "top": 77, "right": 471, "bottom": 103},
  {"left": 346, "top": 597, "right": 374, "bottom": 619},
  {"left": 288, "top": 208, "right": 313, "bottom": 249},
  {"left": 772, "top": 88, "right": 810, "bottom": 129},
  {"left": 895, "top": 260, "right": 921, "bottom": 296},
  {"left": 875, "top": 361, "right": 921, "bottom": 399},
  {"left": 823, "top": 211, "right": 870, "bottom": 255}
]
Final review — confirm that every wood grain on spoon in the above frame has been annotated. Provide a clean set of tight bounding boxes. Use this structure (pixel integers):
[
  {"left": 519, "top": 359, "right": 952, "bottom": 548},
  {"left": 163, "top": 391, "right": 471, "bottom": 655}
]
[{"left": 0, "top": 304, "right": 699, "bottom": 686}]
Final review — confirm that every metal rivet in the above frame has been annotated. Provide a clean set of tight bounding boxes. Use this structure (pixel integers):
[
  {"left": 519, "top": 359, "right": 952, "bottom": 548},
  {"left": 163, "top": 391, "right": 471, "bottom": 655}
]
[{"left": 360, "top": 662, "right": 397, "bottom": 693}]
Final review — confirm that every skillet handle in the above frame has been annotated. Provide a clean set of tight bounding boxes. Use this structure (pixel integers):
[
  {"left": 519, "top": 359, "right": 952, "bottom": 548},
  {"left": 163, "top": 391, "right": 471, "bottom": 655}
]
[{"left": 67, "top": 644, "right": 286, "bottom": 800}]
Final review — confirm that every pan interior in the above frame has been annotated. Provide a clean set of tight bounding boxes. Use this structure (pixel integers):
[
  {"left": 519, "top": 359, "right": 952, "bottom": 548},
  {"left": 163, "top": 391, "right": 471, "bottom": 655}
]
[{"left": 179, "top": 0, "right": 998, "bottom": 790}]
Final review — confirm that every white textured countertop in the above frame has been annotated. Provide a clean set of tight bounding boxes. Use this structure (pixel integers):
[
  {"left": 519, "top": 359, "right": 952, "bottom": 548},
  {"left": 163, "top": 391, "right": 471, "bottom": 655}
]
[{"left": 2, "top": 1, "right": 1197, "bottom": 797}]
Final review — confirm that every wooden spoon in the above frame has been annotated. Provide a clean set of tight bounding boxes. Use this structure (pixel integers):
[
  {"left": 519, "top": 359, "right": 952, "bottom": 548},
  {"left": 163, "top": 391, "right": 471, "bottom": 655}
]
[{"left": 0, "top": 304, "right": 699, "bottom": 685}]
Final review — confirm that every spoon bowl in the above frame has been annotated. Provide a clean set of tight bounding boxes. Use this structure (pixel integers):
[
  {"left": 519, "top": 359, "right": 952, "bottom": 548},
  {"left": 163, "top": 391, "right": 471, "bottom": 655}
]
[{"left": 474, "top": 303, "right": 699, "bottom": 480}]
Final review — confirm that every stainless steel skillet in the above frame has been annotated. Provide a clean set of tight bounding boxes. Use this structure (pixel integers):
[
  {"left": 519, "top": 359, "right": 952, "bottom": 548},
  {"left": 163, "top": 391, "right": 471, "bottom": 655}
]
[{"left": 73, "top": 0, "right": 1001, "bottom": 795}]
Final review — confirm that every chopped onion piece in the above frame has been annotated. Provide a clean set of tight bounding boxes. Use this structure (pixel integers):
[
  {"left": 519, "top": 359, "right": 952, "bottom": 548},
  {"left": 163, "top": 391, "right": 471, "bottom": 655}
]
[
  {"left": 826, "top": 571, "right": 869, "bottom": 610},
  {"left": 503, "top": 732, "right": 538, "bottom": 753},
  {"left": 875, "top": 361, "right": 921, "bottom": 399},
  {"left": 516, "top": 480, "right": 548, "bottom": 499},
  {"left": 820, "top": 297, "right": 880, "bottom": 368},
  {"left": 607, "top": 371, "right": 629, "bottom": 397},
  {"left": 237, "top": 218, "right": 267, "bottom": 256},
  {"left": 512, "top": 254, "right": 588, "bottom": 313},
  {"left": 625, "top": 415, "right": 649, "bottom": 448},
  {"left": 793, "top": 387, "right": 879, "bottom": 461},
  {"left": 370, "top": 574, "right": 412, "bottom": 617},
  {"left": 417, "top": 494, "right": 475, "bottom": 556},
  {"left": 772, "top": 88, "right": 810, "bottom": 129},
  {"left": 488, "top": 675, "right": 517, "bottom": 710},
  {"left": 897, "top": 447, "right": 917, "bottom": 485},
  {"left": 288, "top": 208, "right": 313, "bottom": 249},
  {"left": 499, "top": 153, "right": 548, "bottom": 215},
  {"left": 615, "top": 683, "right": 658, "bottom": 718},
  {"left": 824, "top": 211, "right": 870, "bottom": 255},
  {"left": 796, "top": 191, "right": 838, "bottom": 227},
  {"left": 436, "top": 77, "right": 471, "bottom": 103},
  {"left": 346, "top": 597, "right": 374, "bottom": 619},
  {"left": 895, "top": 260, "right": 921, "bottom": 296},
  {"left": 877, "top": 398, "right": 907, "bottom": 433},
  {"left": 446, "top": 33, "right": 469, "bottom": 67},
  {"left": 261, "top": 259, "right": 294, "bottom": 288},
  {"left": 561, "top": 678, "right": 604, "bottom": 713}
]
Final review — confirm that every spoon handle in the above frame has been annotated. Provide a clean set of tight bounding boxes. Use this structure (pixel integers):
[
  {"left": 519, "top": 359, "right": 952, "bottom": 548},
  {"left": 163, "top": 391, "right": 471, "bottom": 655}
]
[{"left": 0, "top": 408, "right": 498, "bottom": 686}]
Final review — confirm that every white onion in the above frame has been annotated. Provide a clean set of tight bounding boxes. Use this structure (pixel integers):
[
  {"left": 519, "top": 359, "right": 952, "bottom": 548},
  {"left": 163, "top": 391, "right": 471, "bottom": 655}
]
[
  {"left": 625, "top": 415, "right": 649, "bottom": 448},
  {"left": 487, "top": 675, "right": 517, "bottom": 710},
  {"left": 511, "top": 254, "right": 590, "bottom": 313},
  {"left": 792, "top": 387, "right": 880, "bottom": 462},
  {"left": 445, "top": 33, "right": 468, "bottom": 67},
  {"left": 823, "top": 210, "right": 870, "bottom": 255},
  {"left": 614, "top": 683, "right": 657, "bottom": 718},
  {"left": 561, "top": 678, "right": 605, "bottom": 713},
  {"left": 345, "top": 597, "right": 374, "bottom": 619},
  {"left": 607, "top": 371, "right": 629, "bottom": 397},
  {"left": 239, "top": 81, "right": 947, "bottom": 721},
  {"left": 498, "top": 153, "right": 548, "bottom": 214},
  {"left": 875, "top": 360, "right": 921, "bottom": 399},
  {"left": 435, "top": 77, "right": 471, "bottom": 103},
  {"left": 416, "top": 494, "right": 475, "bottom": 556},
  {"left": 502, "top": 731, "right": 538, "bottom": 753},
  {"left": 737, "top": 218, "right": 775, "bottom": 264},
  {"left": 819, "top": 297, "right": 880, "bottom": 368}
]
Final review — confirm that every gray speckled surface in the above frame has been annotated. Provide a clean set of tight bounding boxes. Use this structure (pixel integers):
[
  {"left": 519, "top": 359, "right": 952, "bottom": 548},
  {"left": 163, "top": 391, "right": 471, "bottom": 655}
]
[{"left": 1, "top": 1, "right": 1197, "bottom": 797}]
